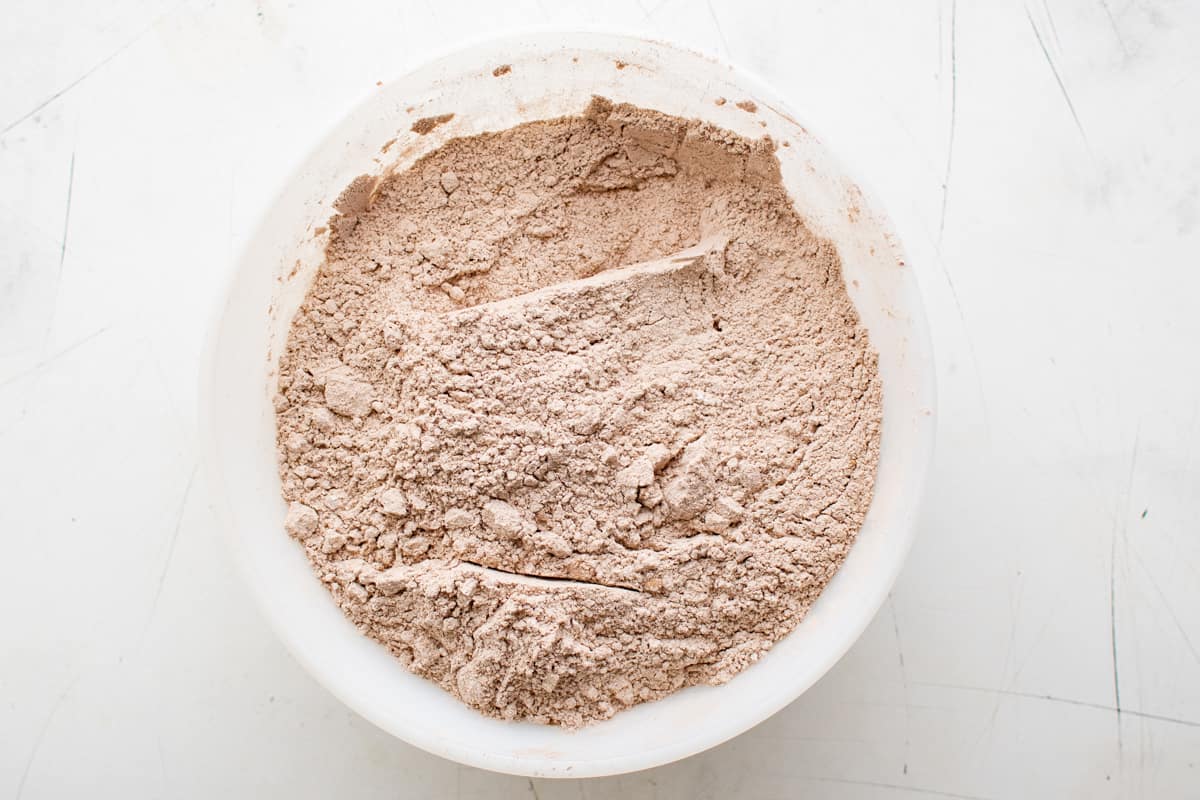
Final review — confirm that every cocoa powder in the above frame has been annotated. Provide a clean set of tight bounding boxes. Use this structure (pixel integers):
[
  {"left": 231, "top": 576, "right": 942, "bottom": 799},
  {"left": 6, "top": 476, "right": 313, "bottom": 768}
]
[{"left": 274, "top": 97, "right": 882, "bottom": 726}]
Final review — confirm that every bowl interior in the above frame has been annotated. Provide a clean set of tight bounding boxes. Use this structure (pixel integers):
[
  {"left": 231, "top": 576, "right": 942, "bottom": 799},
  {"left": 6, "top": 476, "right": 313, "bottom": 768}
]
[{"left": 202, "top": 32, "right": 935, "bottom": 778}]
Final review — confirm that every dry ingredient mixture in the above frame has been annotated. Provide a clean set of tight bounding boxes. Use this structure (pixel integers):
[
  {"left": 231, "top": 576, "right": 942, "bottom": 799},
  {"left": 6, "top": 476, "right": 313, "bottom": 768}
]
[{"left": 274, "top": 97, "right": 882, "bottom": 726}]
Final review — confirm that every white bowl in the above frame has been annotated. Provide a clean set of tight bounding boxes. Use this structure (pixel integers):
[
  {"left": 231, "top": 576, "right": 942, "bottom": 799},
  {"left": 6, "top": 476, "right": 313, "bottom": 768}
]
[{"left": 201, "top": 32, "right": 936, "bottom": 778}]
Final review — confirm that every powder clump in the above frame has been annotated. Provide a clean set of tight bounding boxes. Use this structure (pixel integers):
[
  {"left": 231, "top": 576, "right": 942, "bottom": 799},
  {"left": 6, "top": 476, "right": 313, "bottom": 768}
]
[
  {"left": 410, "top": 112, "right": 455, "bottom": 135},
  {"left": 275, "top": 97, "right": 882, "bottom": 727}
]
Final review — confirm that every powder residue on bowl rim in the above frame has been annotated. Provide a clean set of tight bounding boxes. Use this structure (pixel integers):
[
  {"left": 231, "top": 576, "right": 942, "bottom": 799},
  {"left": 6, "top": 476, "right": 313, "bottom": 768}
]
[
  {"left": 411, "top": 112, "right": 455, "bottom": 135},
  {"left": 274, "top": 96, "right": 882, "bottom": 727}
]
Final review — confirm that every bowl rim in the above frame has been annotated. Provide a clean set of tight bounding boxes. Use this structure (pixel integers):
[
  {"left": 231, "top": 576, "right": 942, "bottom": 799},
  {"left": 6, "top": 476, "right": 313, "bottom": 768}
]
[{"left": 199, "top": 28, "right": 937, "bottom": 778}]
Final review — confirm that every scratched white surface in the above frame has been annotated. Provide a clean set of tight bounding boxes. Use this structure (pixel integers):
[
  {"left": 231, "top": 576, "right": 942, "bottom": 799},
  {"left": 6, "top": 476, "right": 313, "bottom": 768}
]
[{"left": 2, "top": 1, "right": 1199, "bottom": 797}]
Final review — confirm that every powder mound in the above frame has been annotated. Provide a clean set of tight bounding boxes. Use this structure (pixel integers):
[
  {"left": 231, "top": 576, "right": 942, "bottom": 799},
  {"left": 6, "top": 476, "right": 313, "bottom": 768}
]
[{"left": 275, "top": 98, "right": 882, "bottom": 727}]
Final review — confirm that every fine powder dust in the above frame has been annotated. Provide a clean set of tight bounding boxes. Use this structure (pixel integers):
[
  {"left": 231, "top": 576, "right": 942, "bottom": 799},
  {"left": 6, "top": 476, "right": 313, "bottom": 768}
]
[{"left": 274, "top": 97, "right": 882, "bottom": 726}]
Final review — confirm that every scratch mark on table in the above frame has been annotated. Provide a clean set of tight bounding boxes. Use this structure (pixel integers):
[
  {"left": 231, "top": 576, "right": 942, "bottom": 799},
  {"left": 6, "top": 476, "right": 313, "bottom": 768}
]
[
  {"left": 1013, "top": 588, "right": 1059, "bottom": 680},
  {"left": 0, "top": 326, "right": 111, "bottom": 391},
  {"left": 1024, "top": 4, "right": 1090, "bottom": 146},
  {"left": 38, "top": 149, "right": 79, "bottom": 351},
  {"left": 15, "top": 676, "right": 79, "bottom": 800},
  {"left": 1111, "top": 427, "right": 1139, "bottom": 751},
  {"left": 527, "top": 777, "right": 540, "bottom": 799},
  {"left": 1110, "top": 506, "right": 1123, "bottom": 751},
  {"left": 58, "top": 152, "right": 75, "bottom": 282},
  {"left": 978, "top": 573, "right": 1024, "bottom": 751},
  {"left": 797, "top": 775, "right": 994, "bottom": 800},
  {"left": 706, "top": 0, "right": 732, "bottom": 58},
  {"left": 901, "top": 173, "right": 985, "bottom": 436},
  {"left": 1099, "top": 0, "right": 1130, "bottom": 56},
  {"left": 882, "top": 104, "right": 943, "bottom": 179},
  {"left": 1137, "top": 684, "right": 1149, "bottom": 795},
  {"left": 137, "top": 463, "right": 199, "bottom": 647},
  {"left": 891, "top": 598, "right": 908, "bottom": 676},
  {"left": 915, "top": 681, "right": 1200, "bottom": 730},
  {"left": 928, "top": 5, "right": 991, "bottom": 438},
  {"left": 148, "top": 350, "right": 188, "bottom": 436},
  {"left": 1, "top": 5, "right": 177, "bottom": 135},
  {"left": 937, "top": 0, "right": 957, "bottom": 244},
  {"left": 1131, "top": 548, "right": 1200, "bottom": 668},
  {"left": 924, "top": 243, "right": 988, "bottom": 438},
  {"left": 634, "top": 0, "right": 657, "bottom": 25},
  {"left": 889, "top": 596, "right": 912, "bottom": 775},
  {"left": 1041, "top": 0, "right": 1061, "bottom": 49}
]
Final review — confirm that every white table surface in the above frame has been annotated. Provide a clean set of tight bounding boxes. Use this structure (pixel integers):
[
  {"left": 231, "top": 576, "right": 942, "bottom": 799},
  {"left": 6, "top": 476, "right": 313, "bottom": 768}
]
[{"left": 3, "top": 1, "right": 1198, "bottom": 797}]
